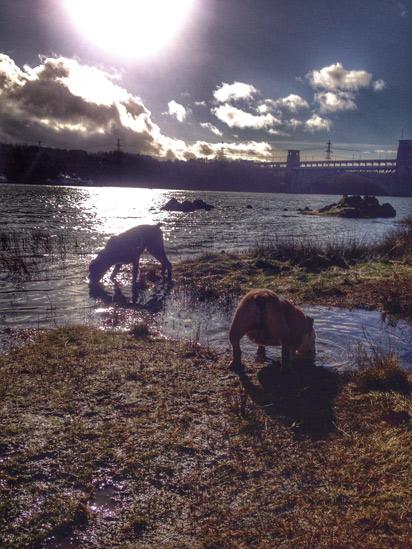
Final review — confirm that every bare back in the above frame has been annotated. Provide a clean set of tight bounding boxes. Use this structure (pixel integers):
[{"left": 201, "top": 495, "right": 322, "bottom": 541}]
[
  {"left": 105, "top": 225, "right": 166, "bottom": 264},
  {"left": 229, "top": 289, "right": 315, "bottom": 368}
]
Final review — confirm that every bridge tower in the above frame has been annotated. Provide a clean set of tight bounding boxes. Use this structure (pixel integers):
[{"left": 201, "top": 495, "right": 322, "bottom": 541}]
[
  {"left": 286, "top": 149, "right": 300, "bottom": 170},
  {"left": 396, "top": 139, "right": 412, "bottom": 189},
  {"left": 286, "top": 149, "right": 301, "bottom": 190}
]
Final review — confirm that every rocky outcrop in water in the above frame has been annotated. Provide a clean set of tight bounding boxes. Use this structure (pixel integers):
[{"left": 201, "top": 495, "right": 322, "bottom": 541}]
[
  {"left": 301, "top": 195, "right": 396, "bottom": 218},
  {"left": 161, "top": 197, "right": 214, "bottom": 212}
]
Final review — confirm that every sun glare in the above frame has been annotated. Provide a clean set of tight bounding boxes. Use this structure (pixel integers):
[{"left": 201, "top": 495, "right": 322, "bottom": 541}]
[{"left": 64, "top": 0, "right": 194, "bottom": 58}]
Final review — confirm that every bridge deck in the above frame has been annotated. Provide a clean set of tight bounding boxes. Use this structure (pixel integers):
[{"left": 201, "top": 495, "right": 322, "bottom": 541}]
[{"left": 268, "top": 158, "right": 397, "bottom": 173}]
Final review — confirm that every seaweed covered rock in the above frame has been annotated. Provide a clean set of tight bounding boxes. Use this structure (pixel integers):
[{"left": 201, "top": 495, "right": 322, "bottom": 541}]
[{"left": 301, "top": 195, "right": 396, "bottom": 218}]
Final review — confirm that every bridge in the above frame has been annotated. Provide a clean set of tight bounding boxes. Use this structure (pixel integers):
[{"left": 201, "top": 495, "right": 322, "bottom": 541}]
[{"left": 268, "top": 140, "right": 412, "bottom": 191}]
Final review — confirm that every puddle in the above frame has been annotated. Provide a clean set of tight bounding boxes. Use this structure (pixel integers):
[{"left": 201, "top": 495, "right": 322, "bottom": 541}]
[
  {"left": 89, "top": 283, "right": 412, "bottom": 371},
  {"left": 43, "top": 474, "right": 126, "bottom": 548},
  {"left": 91, "top": 485, "right": 117, "bottom": 509},
  {"left": 90, "top": 473, "right": 125, "bottom": 519}
]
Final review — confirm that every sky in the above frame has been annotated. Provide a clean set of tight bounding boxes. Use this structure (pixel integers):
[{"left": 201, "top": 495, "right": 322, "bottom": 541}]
[{"left": 0, "top": 0, "right": 411, "bottom": 161}]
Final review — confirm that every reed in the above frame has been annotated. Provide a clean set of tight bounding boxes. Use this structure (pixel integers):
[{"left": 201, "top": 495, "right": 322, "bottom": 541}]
[
  {"left": 250, "top": 215, "right": 412, "bottom": 267},
  {"left": 0, "top": 230, "right": 79, "bottom": 281},
  {"left": 353, "top": 345, "right": 411, "bottom": 394}
]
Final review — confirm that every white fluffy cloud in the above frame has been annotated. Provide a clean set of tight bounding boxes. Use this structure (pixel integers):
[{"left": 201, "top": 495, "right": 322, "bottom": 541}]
[
  {"left": 258, "top": 94, "right": 309, "bottom": 114},
  {"left": 165, "top": 100, "right": 187, "bottom": 122},
  {"left": 189, "top": 140, "right": 273, "bottom": 161},
  {"left": 272, "top": 94, "right": 309, "bottom": 112},
  {"left": 213, "top": 103, "right": 280, "bottom": 130},
  {"left": 213, "top": 81, "right": 258, "bottom": 103},
  {"left": 307, "top": 62, "right": 385, "bottom": 115},
  {"left": 287, "top": 118, "right": 304, "bottom": 129},
  {"left": 373, "top": 79, "right": 386, "bottom": 91},
  {"left": 307, "top": 62, "right": 385, "bottom": 92},
  {"left": 315, "top": 91, "right": 357, "bottom": 113},
  {"left": 304, "top": 114, "right": 331, "bottom": 132},
  {"left": 200, "top": 122, "right": 223, "bottom": 136}
]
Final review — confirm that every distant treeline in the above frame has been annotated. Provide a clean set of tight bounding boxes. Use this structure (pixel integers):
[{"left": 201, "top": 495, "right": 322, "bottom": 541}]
[{"left": 0, "top": 142, "right": 392, "bottom": 195}]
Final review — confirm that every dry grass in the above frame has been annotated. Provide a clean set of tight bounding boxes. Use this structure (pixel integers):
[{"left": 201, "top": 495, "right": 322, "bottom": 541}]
[
  {"left": 174, "top": 217, "right": 412, "bottom": 320},
  {"left": 130, "top": 320, "right": 150, "bottom": 337},
  {"left": 250, "top": 215, "right": 412, "bottom": 266},
  {"left": 354, "top": 347, "right": 411, "bottom": 394},
  {"left": 1, "top": 326, "right": 411, "bottom": 547}
]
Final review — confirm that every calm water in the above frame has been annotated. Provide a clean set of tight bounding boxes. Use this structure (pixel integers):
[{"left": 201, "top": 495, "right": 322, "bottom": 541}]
[{"left": 1, "top": 183, "right": 412, "bottom": 369}]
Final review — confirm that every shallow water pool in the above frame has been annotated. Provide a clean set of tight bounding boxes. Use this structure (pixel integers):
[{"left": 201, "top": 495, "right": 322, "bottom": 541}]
[{"left": 86, "top": 283, "right": 412, "bottom": 371}]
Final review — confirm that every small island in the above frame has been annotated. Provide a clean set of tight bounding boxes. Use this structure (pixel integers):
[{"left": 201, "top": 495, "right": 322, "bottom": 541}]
[{"left": 301, "top": 195, "right": 396, "bottom": 218}]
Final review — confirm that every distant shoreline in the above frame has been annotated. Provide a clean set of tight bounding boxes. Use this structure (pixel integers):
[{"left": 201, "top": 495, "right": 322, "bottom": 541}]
[{"left": 2, "top": 142, "right": 409, "bottom": 196}]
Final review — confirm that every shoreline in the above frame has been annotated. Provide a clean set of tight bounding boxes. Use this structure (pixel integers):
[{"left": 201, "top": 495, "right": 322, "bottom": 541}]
[{"left": 1, "top": 208, "right": 411, "bottom": 546}]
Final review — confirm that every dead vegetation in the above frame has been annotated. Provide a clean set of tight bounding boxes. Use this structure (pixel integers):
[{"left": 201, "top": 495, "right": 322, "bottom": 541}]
[
  {"left": 0, "top": 326, "right": 411, "bottom": 547},
  {"left": 0, "top": 230, "right": 79, "bottom": 281},
  {"left": 174, "top": 217, "right": 412, "bottom": 320},
  {"left": 353, "top": 346, "right": 411, "bottom": 394}
]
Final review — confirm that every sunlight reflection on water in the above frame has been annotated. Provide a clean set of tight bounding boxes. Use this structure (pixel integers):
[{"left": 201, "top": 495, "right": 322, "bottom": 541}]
[{"left": 1, "top": 184, "right": 412, "bottom": 369}]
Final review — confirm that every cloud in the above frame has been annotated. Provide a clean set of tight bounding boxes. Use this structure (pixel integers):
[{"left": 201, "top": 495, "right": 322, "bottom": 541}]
[
  {"left": 188, "top": 140, "right": 273, "bottom": 161},
  {"left": 287, "top": 118, "right": 304, "bottom": 129},
  {"left": 200, "top": 122, "right": 223, "bottom": 136},
  {"left": 373, "top": 79, "right": 386, "bottom": 91},
  {"left": 307, "top": 62, "right": 385, "bottom": 92},
  {"left": 315, "top": 91, "right": 357, "bottom": 112},
  {"left": 272, "top": 94, "right": 309, "bottom": 112},
  {"left": 165, "top": 100, "right": 187, "bottom": 122},
  {"left": 374, "top": 148, "right": 396, "bottom": 154},
  {"left": 391, "top": 0, "right": 407, "bottom": 17},
  {"left": 213, "top": 81, "right": 258, "bottom": 103},
  {"left": 267, "top": 128, "right": 288, "bottom": 136},
  {"left": 0, "top": 54, "right": 278, "bottom": 163},
  {"left": 213, "top": 103, "right": 280, "bottom": 130},
  {"left": 0, "top": 54, "right": 191, "bottom": 158},
  {"left": 257, "top": 103, "right": 271, "bottom": 114},
  {"left": 304, "top": 114, "right": 331, "bottom": 132}
]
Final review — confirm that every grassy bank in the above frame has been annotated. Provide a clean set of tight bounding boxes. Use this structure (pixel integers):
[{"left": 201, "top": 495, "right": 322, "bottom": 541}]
[
  {"left": 1, "top": 326, "right": 411, "bottom": 547},
  {"left": 174, "top": 218, "right": 412, "bottom": 319}
]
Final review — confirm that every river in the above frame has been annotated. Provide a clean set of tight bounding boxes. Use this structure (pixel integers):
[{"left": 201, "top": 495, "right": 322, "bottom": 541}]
[{"left": 1, "top": 183, "right": 411, "bottom": 369}]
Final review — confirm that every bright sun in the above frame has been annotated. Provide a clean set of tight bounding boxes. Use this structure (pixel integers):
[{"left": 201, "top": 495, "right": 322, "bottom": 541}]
[{"left": 64, "top": 0, "right": 195, "bottom": 58}]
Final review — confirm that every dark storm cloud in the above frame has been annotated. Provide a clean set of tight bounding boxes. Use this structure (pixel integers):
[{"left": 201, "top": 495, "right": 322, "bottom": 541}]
[
  {"left": 0, "top": 54, "right": 186, "bottom": 157},
  {"left": 0, "top": 54, "right": 277, "bottom": 161}
]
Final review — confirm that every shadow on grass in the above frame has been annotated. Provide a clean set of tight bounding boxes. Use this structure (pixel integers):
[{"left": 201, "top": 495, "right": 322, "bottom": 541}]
[{"left": 237, "top": 359, "right": 340, "bottom": 440}]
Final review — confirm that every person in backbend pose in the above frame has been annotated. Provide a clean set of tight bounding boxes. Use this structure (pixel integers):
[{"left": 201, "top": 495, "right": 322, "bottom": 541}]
[
  {"left": 89, "top": 224, "right": 172, "bottom": 284},
  {"left": 229, "top": 289, "right": 315, "bottom": 369}
]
